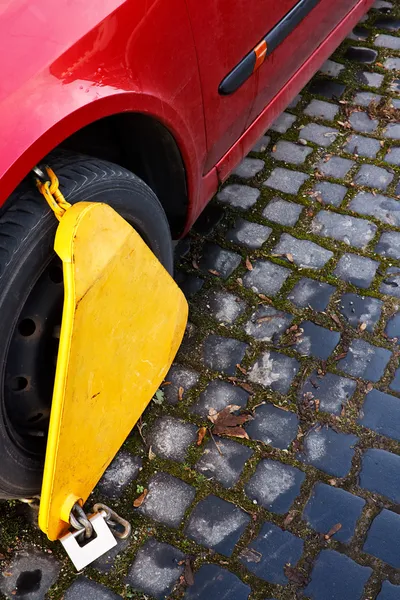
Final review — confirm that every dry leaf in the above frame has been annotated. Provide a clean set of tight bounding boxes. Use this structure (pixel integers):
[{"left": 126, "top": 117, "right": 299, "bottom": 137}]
[
  {"left": 285, "top": 253, "right": 294, "bottom": 263},
  {"left": 133, "top": 489, "right": 148, "bottom": 507},
  {"left": 184, "top": 558, "right": 195, "bottom": 586},
  {"left": 330, "top": 313, "right": 341, "bottom": 327},
  {"left": 283, "top": 511, "right": 295, "bottom": 528},
  {"left": 208, "top": 269, "right": 220, "bottom": 276},
  {"left": 148, "top": 446, "right": 156, "bottom": 461},
  {"left": 208, "top": 404, "right": 252, "bottom": 438},
  {"left": 239, "top": 547, "right": 262, "bottom": 563},
  {"left": 236, "top": 363, "right": 247, "bottom": 375},
  {"left": 245, "top": 257, "right": 253, "bottom": 271},
  {"left": 258, "top": 294, "right": 272, "bottom": 303},
  {"left": 366, "top": 382, "right": 374, "bottom": 392},
  {"left": 324, "top": 523, "right": 342, "bottom": 540},
  {"left": 192, "top": 259, "right": 199, "bottom": 270},
  {"left": 178, "top": 386, "right": 184, "bottom": 401},
  {"left": 359, "top": 322, "right": 367, "bottom": 332},
  {"left": 197, "top": 426, "right": 207, "bottom": 446},
  {"left": 334, "top": 352, "right": 347, "bottom": 361}
]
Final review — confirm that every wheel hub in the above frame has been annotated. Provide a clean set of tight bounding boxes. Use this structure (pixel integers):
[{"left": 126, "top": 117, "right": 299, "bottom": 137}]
[{"left": 4, "top": 257, "right": 63, "bottom": 453}]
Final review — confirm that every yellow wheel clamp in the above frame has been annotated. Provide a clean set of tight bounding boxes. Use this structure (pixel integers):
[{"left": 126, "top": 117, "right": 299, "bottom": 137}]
[{"left": 33, "top": 167, "right": 188, "bottom": 569}]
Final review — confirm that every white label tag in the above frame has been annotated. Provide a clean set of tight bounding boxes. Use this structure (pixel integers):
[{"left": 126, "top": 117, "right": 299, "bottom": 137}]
[{"left": 60, "top": 512, "right": 117, "bottom": 571}]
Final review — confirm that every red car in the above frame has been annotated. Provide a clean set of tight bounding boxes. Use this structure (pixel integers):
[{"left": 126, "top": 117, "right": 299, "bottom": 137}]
[{"left": 0, "top": 0, "right": 373, "bottom": 498}]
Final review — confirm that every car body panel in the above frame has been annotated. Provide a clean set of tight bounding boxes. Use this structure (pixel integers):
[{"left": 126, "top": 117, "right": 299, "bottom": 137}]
[{"left": 0, "top": 0, "right": 374, "bottom": 235}]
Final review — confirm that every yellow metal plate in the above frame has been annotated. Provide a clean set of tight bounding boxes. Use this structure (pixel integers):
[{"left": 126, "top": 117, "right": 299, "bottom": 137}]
[{"left": 38, "top": 202, "right": 188, "bottom": 541}]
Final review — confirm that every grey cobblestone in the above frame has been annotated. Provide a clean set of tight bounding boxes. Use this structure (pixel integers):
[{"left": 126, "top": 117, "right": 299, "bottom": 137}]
[
  {"left": 360, "top": 448, "right": 400, "bottom": 502},
  {"left": 375, "top": 33, "right": 400, "bottom": 48},
  {"left": 248, "top": 351, "right": 300, "bottom": 394},
  {"left": 184, "top": 565, "right": 250, "bottom": 600},
  {"left": 357, "top": 70, "right": 384, "bottom": 87},
  {"left": 64, "top": 578, "right": 122, "bottom": 600},
  {"left": 304, "top": 99, "right": 339, "bottom": 120},
  {"left": 359, "top": 389, "right": 400, "bottom": 441},
  {"left": 320, "top": 59, "right": 345, "bottom": 77},
  {"left": 311, "top": 210, "right": 377, "bottom": 248},
  {"left": 245, "top": 402, "right": 299, "bottom": 448},
  {"left": 384, "top": 57, "right": 400, "bottom": 70},
  {"left": 97, "top": 450, "right": 142, "bottom": 498},
  {"left": 298, "top": 426, "right": 358, "bottom": 477},
  {"left": 244, "top": 305, "right": 293, "bottom": 342},
  {"left": 240, "top": 522, "right": 304, "bottom": 584},
  {"left": 385, "top": 312, "right": 400, "bottom": 341},
  {"left": 353, "top": 91, "right": 382, "bottom": 106},
  {"left": 299, "top": 371, "right": 357, "bottom": 415},
  {"left": 338, "top": 292, "right": 383, "bottom": 331},
  {"left": 303, "top": 483, "right": 365, "bottom": 543},
  {"left": 304, "top": 550, "right": 372, "bottom": 600},
  {"left": 334, "top": 253, "right": 379, "bottom": 288},
  {"left": 264, "top": 167, "right": 309, "bottom": 194},
  {"left": 202, "top": 289, "right": 246, "bottom": 324},
  {"left": 185, "top": 495, "right": 250, "bottom": 556},
  {"left": 262, "top": 197, "right": 303, "bottom": 225},
  {"left": 245, "top": 459, "right": 305, "bottom": 513},
  {"left": 384, "top": 146, "right": 400, "bottom": 165},
  {"left": 376, "top": 230, "right": 400, "bottom": 259},
  {"left": 252, "top": 135, "right": 271, "bottom": 153},
  {"left": 390, "top": 367, "right": 400, "bottom": 392},
  {"left": 226, "top": 218, "right": 272, "bottom": 249},
  {"left": 316, "top": 155, "right": 355, "bottom": 178},
  {"left": 217, "top": 184, "right": 260, "bottom": 209},
  {"left": 243, "top": 259, "right": 290, "bottom": 295},
  {"left": 384, "top": 123, "right": 400, "bottom": 139},
  {"left": 344, "top": 46, "right": 377, "bottom": 63},
  {"left": 203, "top": 334, "right": 248, "bottom": 375},
  {"left": 364, "top": 509, "right": 400, "bottom": 568},
  {"left": 299, "top": 123, "right": 338, "bottom": 147},
  {"left": 350, "top": 191, "right": 400, "bottom": 227},
  {"left": 288, "top": 277, "right": 335, "bottom": 311},
  {"left": 199, "top": 243, "right": 241, "bottom": 279},
  {"left": 271, "top": 140, "right": 312, "bottom": 164},
  {"left": 163, "top": 365, "right": 199, "bottom": 404},
  {"left": 308, "top": 79, "right": 346, "bottom": 99},
  {"left": 269, "top": 112, "right": 296, "bottom": 133},
  {"left": 349, "top": 111, "right": 378, "bottom": 133},
  {"left": 190, "top": 379, "right": 249, "bottom": 418},
  {"left": 233, "top": 157, "right": 264, "bottom": 179},
  {"left": 311, "top": 181, "right": 347, "bottom": 206},
  {"left": 0, "top": 550, "right": 60, "bottom": 600},
  {"left": 273, "top": 233, "right": 333, "bottom": 269},
  {"left": 344, "top": 134, "right": 381, "bottom": 158},
  {"left": 148, "top": 417, "right": 197, "bottom": 462},
  {"left": 195, "top": 438, "right": 253, "bottom": 488},
  {"left": 378, "top": 581, "right": 400, "bottom": 599},
  {"left": 126, "top": 538, "right": 184, "bottom": 599},
  {"left": 380, "top": 266, "right": 400, "bottom": 298},
  {"left": 338, "top": 338, "right": 392, "bottom": 381},
  {"left": 295, "top": 320, "right": 341, "bottom": 359},
  {"left": 138, "top": 472, "right": 196, "bottom": 527},
  {"left": 354, "top": 164, "right": 394, "bottom": 190}
]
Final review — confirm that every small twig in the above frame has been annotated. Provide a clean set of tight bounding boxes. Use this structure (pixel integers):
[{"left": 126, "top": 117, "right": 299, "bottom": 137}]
[{"left": 209, "top": 428, "right": 223, "bottom": 456}]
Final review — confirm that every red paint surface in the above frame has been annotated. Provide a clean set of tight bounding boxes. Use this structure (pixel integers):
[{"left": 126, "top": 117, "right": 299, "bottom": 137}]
[{"left": 0, "top": 0, "right": 374, "bottom": 234}]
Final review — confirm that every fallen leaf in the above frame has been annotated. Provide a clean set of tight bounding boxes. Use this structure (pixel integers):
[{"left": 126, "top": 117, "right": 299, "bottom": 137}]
[
  {"left": 258, "top": 294, "right": 272, "bottom": 303},
  {"left": 376, "top": 62, "right": 384, "bottom": 68},
  {"left": 272, "top": 144, "right": 277, "bottom": 152},
  {"left": 366, "top": 382, "right": 374, "bottom": 392},
  {"left": 208, "top": 269, "right": 220, "bottom": 276},
  {"left": 257, "top": 315, "right": 276, "bottom": 324},
  {"left": 208, "top": 404, "right": 252, "bottom": 438},
  {"left": 330, "top": 313, "right": 341, "bottom": 327},
  {"left": 178, "top": 386, "right": 184, "bottom": 401},
  {"left": 285, "top": 252, "right": 294, "bottom": 263},
  {"left": 245, "top": 257, "right": 253, "bottom": 271},
  {"left": 153, "top": 389, "right": 165, "bottom": 405},
  {"left": 184, "top": 558, "right": 195, "bottom": 586},
  {"left": 359, "top": 322, "right": 367, "bottom": 332},
  {"left": 239, "top": 547, "right": 262, "bottom": 563},
  {"left": 148, "top": 446, "right": 156, "bottom": 461},
  {"left": 192, "top": 259, "right": 199, "bottom": 270},
  {"left": 334, "top": 352, "right": 347, "bottom": 361},
  {"left": 324, "top": 523, "right": 342, "bottom": 540},
  {"left": 197, "top": 426, "right": 207, "bottom": 446},
  {"left": 236, "top": 363, "right": 247, "bottom": 375},
  {"left": 284, "top": 564, "right": 308, "bottom": 586},
  {"left": 161, "top": 381, "right": 172, "bottom": 386},
  {"left": 283, "top": 512, "right": 295, "bottom": 528},
  {"left": 133, "top": 489, "right": 148, "bottom": 507}
]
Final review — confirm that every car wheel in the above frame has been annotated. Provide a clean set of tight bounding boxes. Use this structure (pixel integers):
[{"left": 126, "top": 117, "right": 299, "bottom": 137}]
[{"left": 0, "top": 151, "right": 173, "bottom": 498}]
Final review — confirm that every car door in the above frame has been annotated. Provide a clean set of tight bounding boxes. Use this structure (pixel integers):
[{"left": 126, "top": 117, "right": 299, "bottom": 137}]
[
  {"left": 185, "top": 0, "right": 298, "bottom": 173},
  {"left": 249, "top": 0, "right": 364, "bottom": 124}
]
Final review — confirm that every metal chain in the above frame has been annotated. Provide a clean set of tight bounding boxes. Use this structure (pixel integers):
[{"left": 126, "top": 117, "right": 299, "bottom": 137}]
[
  {"left": 33, "top": 165, "right": 71, "bottom": 221},
  {"left": 69, "top": 502, "right": 131, "bottom": 541}
]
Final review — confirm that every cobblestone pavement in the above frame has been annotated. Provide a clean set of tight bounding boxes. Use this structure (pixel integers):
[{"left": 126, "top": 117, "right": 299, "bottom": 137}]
[{"left": 2, "top": 2, "right": 400, "bottom": 599}]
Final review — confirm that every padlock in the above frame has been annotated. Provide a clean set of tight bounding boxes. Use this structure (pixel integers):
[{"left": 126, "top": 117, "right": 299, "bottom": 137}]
[{"left": 60, "top": 512, "right": 117, "bottom": 571}]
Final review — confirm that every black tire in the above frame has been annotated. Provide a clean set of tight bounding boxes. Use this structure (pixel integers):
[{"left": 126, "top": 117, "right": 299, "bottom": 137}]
[{"left": 0, "top": 151, "right": 173, "bottom": 498}]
